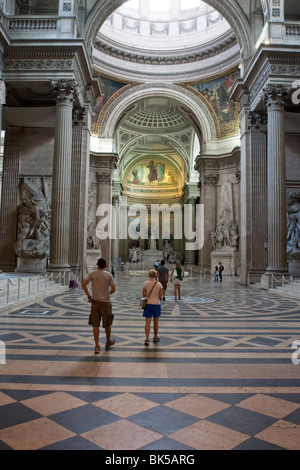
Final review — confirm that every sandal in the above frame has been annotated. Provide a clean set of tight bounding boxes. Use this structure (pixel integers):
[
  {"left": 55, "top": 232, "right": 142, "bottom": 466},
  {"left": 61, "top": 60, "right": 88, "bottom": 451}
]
[
  {"left": 105, "top": 338, "right": 115, "bottom": 351},
  {"left": 153, "top": 337, "right": 160, "bottom": 343},
  {"left": 95, "top": 346, "right": 100, "bottom": 354},
  {"left": 144, "top": 339, "right": 149, "bottom": 346}
]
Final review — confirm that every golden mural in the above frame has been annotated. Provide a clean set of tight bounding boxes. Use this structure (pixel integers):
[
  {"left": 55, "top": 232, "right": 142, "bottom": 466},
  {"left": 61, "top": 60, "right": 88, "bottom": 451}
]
[{"left": 127, "top": 160, "right": 177, "bottom": 187}]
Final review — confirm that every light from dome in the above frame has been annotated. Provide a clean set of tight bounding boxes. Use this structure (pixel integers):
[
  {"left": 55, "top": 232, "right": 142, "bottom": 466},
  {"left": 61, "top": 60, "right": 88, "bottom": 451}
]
[{"left": 149, "top": 0, "right": 170, "bottom": 12}]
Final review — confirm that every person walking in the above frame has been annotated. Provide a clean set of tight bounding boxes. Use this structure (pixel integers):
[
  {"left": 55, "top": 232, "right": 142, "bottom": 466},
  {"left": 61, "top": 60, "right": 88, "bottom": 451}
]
[
  {"left": 82, "top": 257, "right": 116, "bottom": 354},
  {"left": 170, "top": 260, "right": 184, "bottom": 301},
  {"left": 214, "top": 266, "right": 219, "bottom": 282},
  {"left": 157, "top": 259, "right": 169, "bottom": 301},
  {"left": 142, "top": 269, "right": 163, "bottom": 346}
]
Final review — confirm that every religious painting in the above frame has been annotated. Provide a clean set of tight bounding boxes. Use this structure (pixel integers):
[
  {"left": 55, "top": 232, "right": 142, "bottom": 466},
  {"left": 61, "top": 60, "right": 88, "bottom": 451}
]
[
  {"left": 127, "top": 160, "right": 177, "bottom": 187},
  {"left": 91, "top": 76, "right": 128, "bottom": 134},
  {"left": 191, "top": 69, "right": 240, "bottom": 138}
]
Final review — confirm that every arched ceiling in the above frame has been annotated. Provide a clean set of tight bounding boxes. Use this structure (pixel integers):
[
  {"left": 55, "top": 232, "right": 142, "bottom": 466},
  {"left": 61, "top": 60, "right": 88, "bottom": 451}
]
[{"left": 116, "top": 97, "right": 195, "bottom": 199}]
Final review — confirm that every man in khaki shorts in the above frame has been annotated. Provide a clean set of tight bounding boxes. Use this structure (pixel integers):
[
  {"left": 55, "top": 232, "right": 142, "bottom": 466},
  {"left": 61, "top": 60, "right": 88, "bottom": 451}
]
[{"left": 82, "top": 257, "right": 116, "bottom": 354}]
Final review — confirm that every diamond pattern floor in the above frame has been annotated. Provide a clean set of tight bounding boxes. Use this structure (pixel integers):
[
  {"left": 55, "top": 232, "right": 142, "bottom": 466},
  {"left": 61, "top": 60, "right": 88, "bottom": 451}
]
[{"left": 0, "top": 273, "right": 300, "bottom": 450}]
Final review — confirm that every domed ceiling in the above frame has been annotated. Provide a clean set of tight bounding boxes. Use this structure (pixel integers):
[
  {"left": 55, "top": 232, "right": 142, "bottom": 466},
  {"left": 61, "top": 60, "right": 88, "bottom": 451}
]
[
  {"left": 117, "top": 97, "right": 192, "bottom": 199},
  {"left": 93, "top": 0, "right": 240, "bottom": 82}
]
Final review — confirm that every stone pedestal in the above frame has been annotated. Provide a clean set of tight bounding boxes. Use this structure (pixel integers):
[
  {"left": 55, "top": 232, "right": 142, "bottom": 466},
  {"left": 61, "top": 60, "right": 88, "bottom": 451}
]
[
  {"left": 15, "top": 257, "right": 47, "bottom": 273},
  {"left": 86, "top": 250, "right": 101, "bottom": 274},
  {"left": 142, "top": 249, "right": 163, "bottom": 269},
  {"left": 211, "top": 250, "right": 239, "bottom": 275}
]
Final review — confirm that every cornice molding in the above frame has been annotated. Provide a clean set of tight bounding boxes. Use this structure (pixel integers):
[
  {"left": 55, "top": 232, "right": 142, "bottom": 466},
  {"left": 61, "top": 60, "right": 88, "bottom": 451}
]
[{"left": 94, "top": 31, "right": 238, "bottom": 67}]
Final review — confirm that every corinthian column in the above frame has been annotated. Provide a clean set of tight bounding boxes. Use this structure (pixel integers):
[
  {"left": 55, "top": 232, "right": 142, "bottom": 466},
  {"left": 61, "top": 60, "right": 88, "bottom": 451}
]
[
  {"left": 49, "top": 80, "right": 78, "bottom": 272},
  {"left": 263, "top": 85, "right": 289, "bottom": 276}
]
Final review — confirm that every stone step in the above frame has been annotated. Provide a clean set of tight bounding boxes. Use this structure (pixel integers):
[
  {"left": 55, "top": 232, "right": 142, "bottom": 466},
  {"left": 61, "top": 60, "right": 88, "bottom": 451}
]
[{"left": 0, "top": 273, "right": 68, "bottom": 308}]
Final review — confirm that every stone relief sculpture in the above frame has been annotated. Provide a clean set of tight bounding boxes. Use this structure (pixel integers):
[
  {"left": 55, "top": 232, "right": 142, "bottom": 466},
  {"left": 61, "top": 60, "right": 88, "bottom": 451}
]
[
  {"left": 211, "top": 203, "right": 239, "bottom": 251},
  {"left": 128, "top": 246, "right": 143, "bottom": 263},
  {"left": 87, "top": 223, "right": 101, "bottom": 252},
  {"left": 287, "top": 192, "right": 300, "bottom": 259},
  {"left": 211, "top": 182, "right": 239, "bottom": 252},
  {"left": 15, "top": 177, "right": 51, "bottom": 259},
  {"left": 163, "top": 240, "right": 183, "bottom": 264}
]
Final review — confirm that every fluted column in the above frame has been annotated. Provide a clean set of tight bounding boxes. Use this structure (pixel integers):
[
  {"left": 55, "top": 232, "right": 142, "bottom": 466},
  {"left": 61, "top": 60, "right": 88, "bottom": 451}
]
[
  {"left": 49, "top": 80, "right": 78, "bottom": 272},
  {"left": 69, "top": 106, "right": 90, "bottom": 275},
  {"left": 111, "top": 195, "right": 119, "bottom": 267},
  {"left": 248, "top": 112, "right": 268, "bottom": 282},
  {"left": 0, "top": 128, "right": 21, "bottom": 271},
  {"left": 264, "top": 85, "right": 288, "bottom": 275},
  {"left": 184, "top": 197, "right": 197, "bottom": 267}
]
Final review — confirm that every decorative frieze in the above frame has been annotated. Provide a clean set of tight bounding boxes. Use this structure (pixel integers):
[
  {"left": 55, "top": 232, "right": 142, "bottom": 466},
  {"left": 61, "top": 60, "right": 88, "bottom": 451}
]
[{"left": 3, "top": 59, "right": 74, "bottom": 70}]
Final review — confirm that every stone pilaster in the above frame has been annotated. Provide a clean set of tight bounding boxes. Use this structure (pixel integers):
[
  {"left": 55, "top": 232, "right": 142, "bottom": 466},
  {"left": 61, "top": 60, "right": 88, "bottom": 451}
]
[
  {"left": 263, "top": 85, "right": 289, "bottom": 276},
  {"left": 194, "top": 154, "right": 218, "bottom": 272},
  {"left": 91, "top": 152, "right": 118, "bottom": 269},
  {"left": 49, "top": 79, "right": 78, "bottom": 272},
  {"left": 111, "top": 195, "right": 119, "bottom": 268},
  {"left": 0, "top": 128, "right": 21, "bottom": 271}
]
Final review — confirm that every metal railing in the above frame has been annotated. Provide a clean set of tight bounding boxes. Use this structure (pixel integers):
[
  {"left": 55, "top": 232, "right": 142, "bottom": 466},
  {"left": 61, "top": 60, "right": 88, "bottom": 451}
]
[
  {"left": 270, "top": 274, "right": 294, "bottom": 291},
  {"left": 0, "top": 272, "right": 70, "bottom": 306}
]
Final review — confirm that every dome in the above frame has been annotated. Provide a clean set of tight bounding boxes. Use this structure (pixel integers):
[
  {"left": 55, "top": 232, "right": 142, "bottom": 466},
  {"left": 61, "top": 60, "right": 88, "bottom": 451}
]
[{"left": 93, "top": 0, "right": 240, "bottom": 82}]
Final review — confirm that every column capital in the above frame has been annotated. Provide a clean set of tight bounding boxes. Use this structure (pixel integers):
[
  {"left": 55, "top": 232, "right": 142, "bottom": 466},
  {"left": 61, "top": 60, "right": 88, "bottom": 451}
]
[
  {"left": 72, "top": 106, "right": 86, "bottom": 126},
  {"left": 263, "top": 85, "right": 290, "bottom": 111},
  {"left": 96, "top": 172, "right": 111, "bottom": 184},
  {"left": 51, "top": 79, "right": 79, "bottom": 106},
  {"left": 248, "top": 111, "right": 268, "bottom": 132}
]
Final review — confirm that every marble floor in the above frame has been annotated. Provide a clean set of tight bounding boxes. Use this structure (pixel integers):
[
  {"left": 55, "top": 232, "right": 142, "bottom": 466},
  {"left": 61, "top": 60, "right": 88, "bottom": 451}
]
[{"left": 0, "top": 273, "right": 300, "bottom": 451}]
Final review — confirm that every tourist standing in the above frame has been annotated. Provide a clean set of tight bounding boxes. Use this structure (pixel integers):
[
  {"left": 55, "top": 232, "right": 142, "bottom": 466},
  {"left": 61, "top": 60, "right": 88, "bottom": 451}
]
[
  {"left": 82, "top": 257, "right": 116, "bottom": 354},
  {"left": 218, "top": 262, "right": 224, "bottom": 282},
  {"left": 157, "top": 260, "right": 169, "bottom": 301},
  {"left": 170, "top": 260, "right": 184, "bottom": 301},
  {"left": 142, "top": 269, "right": 163, "bottom": 346}
]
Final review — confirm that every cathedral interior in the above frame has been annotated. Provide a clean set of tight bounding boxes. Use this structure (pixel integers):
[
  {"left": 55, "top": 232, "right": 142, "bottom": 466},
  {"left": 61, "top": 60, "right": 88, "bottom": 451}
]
[{"left": 0, "top": 0, "right": 299, "bottom": 452}]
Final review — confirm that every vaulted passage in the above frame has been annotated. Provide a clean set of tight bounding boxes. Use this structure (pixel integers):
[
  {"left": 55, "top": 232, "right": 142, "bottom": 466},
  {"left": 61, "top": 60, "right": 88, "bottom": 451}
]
[{"left": 0, "top": 0, "right": 299, "bottom": 452}]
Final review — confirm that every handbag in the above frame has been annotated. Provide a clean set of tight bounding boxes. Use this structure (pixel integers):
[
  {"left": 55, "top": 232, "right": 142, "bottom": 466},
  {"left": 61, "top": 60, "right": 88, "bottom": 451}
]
[{"left": 140, "top": 281, "right": 157, "bottom": 309}]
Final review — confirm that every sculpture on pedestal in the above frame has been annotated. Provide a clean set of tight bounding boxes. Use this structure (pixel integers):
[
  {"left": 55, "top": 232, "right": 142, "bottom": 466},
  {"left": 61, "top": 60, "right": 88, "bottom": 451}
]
[
  {"left": 87, "top": 223, "right": 101, "bottom": 252},
  {"left": 287, "top": 192, "right": 300, "bottom": 259},
  {"left": 15, "top": 177, "right": 51, "bottom": 260},
  {"left": 211, "top": 182, "right": 239, "bottom": 252},
  {"left": 211, "top": 203, "right": 239, "bottom": 251}
]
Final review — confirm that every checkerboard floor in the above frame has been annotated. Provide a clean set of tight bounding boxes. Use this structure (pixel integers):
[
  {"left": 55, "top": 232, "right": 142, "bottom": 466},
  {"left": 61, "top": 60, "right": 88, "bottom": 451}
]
[{"left": 0, "top": 273, "right": 300, "bottom": 450}]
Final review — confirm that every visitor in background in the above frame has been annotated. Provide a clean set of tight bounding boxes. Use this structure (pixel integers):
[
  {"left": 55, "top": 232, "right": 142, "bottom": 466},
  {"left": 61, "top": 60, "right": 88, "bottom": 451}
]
[
  {"left": 218, "top": 262, "right": 224, "bottom": 282},
  {"left": 142, "top": 269, "right": 163, "bottom": 346},
  {"left": 170, "top": 260, "right": 184, "bottom": 301},
  {"left": 157, "top": 259, "right": 169, "bottom": 301}
]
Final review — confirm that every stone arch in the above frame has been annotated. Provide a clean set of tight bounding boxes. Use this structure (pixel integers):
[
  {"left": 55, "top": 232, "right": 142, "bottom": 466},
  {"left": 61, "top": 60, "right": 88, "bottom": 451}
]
[
  {"left": 84, "top": 0, "right": 253, "bottom": 62},
  {"left": 96, "top": 82, "right": 218, "bottom": 145}
]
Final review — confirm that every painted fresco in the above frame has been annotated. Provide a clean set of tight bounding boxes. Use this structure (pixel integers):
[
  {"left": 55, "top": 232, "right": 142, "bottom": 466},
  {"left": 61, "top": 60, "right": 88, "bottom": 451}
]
[
  {"left": 127, "top": 160, "right": 177, "bottom": 187},
  {"left": 191, "top": 70, "right": 239, "bottom": 138},
  {"left": 91, "top": 76, "right": 127, "bottom": 134}
]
